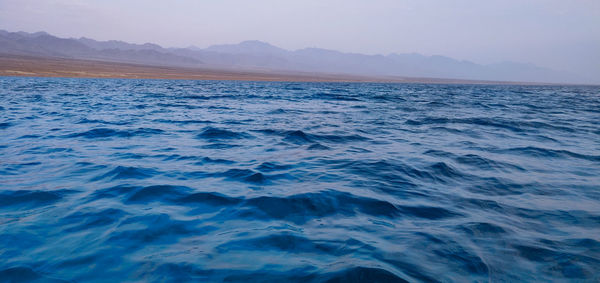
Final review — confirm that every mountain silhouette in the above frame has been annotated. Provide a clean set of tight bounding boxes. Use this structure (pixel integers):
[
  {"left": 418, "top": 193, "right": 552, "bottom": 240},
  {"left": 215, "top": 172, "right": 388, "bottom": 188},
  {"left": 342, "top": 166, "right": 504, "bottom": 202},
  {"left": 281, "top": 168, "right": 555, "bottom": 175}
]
[{"left": 0, "top": 30, "right": 587, "bottom": 83}]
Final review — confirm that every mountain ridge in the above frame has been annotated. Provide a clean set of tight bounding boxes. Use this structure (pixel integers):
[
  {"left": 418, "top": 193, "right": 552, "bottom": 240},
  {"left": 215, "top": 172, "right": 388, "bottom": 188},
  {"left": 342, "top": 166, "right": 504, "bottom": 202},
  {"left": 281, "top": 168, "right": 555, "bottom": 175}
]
[{"left": 0, "top": 29, "right": 590, "bottom": 84}]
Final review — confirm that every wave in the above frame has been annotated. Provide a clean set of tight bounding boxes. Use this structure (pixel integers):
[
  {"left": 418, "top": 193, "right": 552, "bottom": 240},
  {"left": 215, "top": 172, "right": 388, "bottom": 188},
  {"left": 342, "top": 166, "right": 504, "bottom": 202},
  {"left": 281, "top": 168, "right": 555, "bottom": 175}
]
[
  {"left": 406, "top": 117, "right": 575, "bottom": 134},
  {"left": 196, "top": 127, "right": 254, "bottom": 140},
  {"left": 2, "top": 78, "right": 599, "bottom": 281},
  {"left": 75, "top": 118, "right": 132, "bottom": 125},
  {"left": 66, "top": 127, "right": 165, "bottom": 138},
  {"left": 424, "top": 150, "right": 526, "bottom": 172},
  {"left": 500, "top": 146, "right": 600, "bottom": 162},
  {"left": 0, "top": 267, "right": 68, "bottom": 283},
  {"left": 152, "top": 118, "right": 213, "bottom": 125},
  {"left": 242, "top": 190, "right": 459, "bottom": 224},
  {"left": 0, "top": 122, "right": 13, "bottom": 129},
  {"left": 91, "top": 166, "right": 160, "bottom": 181},
  {"left": 0, "top": 189, "right": 75, "bottom": 210},
  {"left": 256, "top": 129, "right": 368, "bottom": 145}
]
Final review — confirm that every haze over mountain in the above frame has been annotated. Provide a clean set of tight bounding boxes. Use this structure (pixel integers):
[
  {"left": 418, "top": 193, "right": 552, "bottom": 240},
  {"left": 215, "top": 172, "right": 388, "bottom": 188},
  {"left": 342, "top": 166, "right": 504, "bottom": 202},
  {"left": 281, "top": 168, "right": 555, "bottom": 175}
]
[{"left": 0, "top": 30, "right": 592, "bottom": 84}]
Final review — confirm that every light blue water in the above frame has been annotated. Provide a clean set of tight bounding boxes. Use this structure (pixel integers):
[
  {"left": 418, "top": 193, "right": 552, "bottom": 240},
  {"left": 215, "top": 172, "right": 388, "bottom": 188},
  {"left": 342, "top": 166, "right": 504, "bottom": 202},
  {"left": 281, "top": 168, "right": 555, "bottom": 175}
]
[{"left": 1, "top": 77, "right": 599, "bottom": 282}]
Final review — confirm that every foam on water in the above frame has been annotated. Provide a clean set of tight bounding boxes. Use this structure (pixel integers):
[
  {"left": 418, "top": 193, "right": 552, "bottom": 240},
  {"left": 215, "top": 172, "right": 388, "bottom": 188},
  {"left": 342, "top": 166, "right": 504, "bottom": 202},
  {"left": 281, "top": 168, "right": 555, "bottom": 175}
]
[{"left": 1, "top": 77, "right": 599, "bottom": 282}]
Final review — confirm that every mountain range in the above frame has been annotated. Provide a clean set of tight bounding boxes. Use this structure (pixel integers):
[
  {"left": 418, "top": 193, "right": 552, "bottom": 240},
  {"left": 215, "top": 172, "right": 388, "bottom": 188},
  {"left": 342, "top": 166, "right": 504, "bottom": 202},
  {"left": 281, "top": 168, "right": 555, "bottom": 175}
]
[{"left": 0, "top": 30, "right": 589, "bottom": 84}]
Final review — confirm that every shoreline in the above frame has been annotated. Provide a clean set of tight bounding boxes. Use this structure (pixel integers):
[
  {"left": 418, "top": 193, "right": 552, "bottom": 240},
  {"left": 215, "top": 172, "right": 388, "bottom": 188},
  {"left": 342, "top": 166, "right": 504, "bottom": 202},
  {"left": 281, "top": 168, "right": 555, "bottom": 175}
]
[{"left": 0, "top": 54, "right": 591, "bottom": 86}]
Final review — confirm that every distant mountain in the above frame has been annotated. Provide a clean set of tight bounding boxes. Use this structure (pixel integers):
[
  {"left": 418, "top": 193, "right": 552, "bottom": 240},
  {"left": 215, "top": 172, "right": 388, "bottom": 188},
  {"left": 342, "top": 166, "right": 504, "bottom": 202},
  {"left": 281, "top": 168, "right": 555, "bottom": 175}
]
[
  {"left": 205, "top": 40, "right": 288, "bottom": 56},
  {"left": 0, "top": 30, "right": 200, "bottom": 67},
  {"left": 77, "top": 37, "right": 163, "bottom": 52},
  {"left": 167, "top": 43, "right": 588, "bottom": 83},
  {"left": 0, "top": 29, "right": 588, "bottom": 83},
  {"left": 0, "top": 30, "right": 90, "bottom": 57}
]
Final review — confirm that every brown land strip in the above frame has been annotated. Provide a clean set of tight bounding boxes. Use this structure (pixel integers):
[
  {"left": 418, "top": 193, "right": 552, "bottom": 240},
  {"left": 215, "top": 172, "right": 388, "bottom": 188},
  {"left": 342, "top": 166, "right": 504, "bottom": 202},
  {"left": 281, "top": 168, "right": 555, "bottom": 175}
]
[{"left": 0, "top": 54, "right": 547, "bottom": 85}]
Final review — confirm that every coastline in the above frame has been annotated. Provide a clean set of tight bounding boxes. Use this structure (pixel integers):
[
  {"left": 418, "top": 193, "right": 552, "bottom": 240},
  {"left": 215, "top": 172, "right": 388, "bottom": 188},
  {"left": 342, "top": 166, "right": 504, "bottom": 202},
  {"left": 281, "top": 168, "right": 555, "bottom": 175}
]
[{"left": 0, "top": 54, "right": 584, "bottom": 86}]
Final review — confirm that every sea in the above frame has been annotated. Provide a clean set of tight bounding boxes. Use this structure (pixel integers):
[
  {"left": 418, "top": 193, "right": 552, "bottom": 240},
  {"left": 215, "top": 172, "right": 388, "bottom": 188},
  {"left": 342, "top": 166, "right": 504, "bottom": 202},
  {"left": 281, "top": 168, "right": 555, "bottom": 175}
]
[{"left": 1, "top": 77, "right": 599, "bottom": 282}]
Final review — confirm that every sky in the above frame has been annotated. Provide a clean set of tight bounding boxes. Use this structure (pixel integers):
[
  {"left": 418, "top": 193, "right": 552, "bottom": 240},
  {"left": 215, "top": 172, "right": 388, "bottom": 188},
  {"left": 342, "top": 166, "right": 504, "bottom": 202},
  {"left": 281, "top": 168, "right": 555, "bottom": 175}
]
[{"left": 0, "top": 0, "right": 599, "bottom": 77}]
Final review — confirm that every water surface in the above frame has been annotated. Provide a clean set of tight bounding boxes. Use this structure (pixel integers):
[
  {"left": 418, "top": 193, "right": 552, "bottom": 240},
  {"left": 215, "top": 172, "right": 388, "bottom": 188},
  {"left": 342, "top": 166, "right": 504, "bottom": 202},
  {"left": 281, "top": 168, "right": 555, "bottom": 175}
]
[{"left": 1, "top": 77, "right": 599, "bottom": 282}]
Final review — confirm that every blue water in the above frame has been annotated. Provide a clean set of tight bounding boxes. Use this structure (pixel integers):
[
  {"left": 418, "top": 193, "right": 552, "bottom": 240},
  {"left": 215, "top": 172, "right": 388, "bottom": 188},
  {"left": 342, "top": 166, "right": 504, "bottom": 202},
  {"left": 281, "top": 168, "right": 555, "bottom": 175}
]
[{"left": 1, "top": 77, "right": 599, "bottom": 282}]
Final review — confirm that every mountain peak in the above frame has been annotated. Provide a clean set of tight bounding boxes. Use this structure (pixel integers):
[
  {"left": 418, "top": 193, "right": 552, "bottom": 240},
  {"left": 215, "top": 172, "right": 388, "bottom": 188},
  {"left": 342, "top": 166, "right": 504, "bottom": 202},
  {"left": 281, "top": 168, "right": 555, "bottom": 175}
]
[
  {"left": 205, "top": 40, "right": 288, "bottom": 55},
  {"left": 13, "top": 31, "right": 50, "bottom": 38},
  {"left": 239, "top": 40, "right": 268, "bottom": 45}
]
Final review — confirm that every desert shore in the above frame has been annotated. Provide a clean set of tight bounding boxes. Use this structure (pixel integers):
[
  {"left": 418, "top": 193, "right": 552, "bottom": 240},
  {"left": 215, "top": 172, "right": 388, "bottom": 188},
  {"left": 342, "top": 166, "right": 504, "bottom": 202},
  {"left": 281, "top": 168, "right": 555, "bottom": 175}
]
[{"left": 0, "top": 54, "right": 542, "bottom": 85}]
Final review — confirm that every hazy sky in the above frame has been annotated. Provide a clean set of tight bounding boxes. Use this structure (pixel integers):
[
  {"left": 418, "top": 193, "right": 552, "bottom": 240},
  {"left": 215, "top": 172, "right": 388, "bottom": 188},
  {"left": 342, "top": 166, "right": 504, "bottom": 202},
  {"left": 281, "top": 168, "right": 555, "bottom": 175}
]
[{"left": 1, "top": 0, "right": 599, "bottom": 77}]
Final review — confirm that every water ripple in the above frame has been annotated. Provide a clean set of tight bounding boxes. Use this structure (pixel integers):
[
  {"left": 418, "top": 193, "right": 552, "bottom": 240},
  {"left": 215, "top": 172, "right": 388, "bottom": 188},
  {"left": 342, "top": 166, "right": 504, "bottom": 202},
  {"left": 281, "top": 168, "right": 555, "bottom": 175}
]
[{"left": 1, "top": 78, "right": 599, "bottom": 281}]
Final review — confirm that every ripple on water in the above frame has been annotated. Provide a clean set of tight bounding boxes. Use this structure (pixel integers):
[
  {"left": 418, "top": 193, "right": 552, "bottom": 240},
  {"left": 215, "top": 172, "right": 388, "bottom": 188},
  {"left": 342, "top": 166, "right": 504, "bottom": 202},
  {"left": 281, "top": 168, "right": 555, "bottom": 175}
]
[
  {"left": 91, "top": 166, "right": 160, "bottom": 181},
  {"left": 0, "top": 189, "right": 76, "bottom": 210},
  {"left": 196, "top": 126, "right": 254, "bottom": 140},
  {"left": 1, "top": 78, "right": 599, "bottom": 281},
  {"left": 66, "top": 127, "right": 165, "bottom": 139}
]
